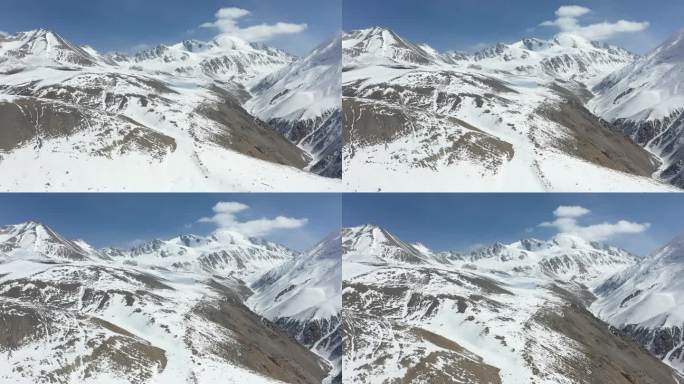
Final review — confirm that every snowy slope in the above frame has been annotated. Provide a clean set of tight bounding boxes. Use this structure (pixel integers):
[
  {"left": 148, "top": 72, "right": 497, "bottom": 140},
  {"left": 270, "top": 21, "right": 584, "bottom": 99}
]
[
  {"left": 342, "top": 225, "right": 679, "bottom": 383},
  {"left": 249, "top": 231, "right": 342, "bottom": 384},
  {"left": 247, "top": 35, "right": 342, "bottom": 178},
  {"left": 592, "top": 232, "right": 684, "bottom": 374},
  {"left": 590, "top": 28, "right": 684, "bottom": 187},
  {"left": 0, "top": 221, "right": 333, "bottom": 384},
  {"left": 0, "top": 29, "right": 341, "bottom": 191},
  {"left": 343, "top": 27, "right": 674, "bottom": 192}
]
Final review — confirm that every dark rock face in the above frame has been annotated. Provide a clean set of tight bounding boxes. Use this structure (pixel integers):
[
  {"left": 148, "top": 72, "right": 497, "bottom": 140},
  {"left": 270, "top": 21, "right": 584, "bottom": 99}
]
[
  {"left": 267, "top": 109, "right": 342, "bottom": 178},
  {"left": 276, "top": 315, "right": 341, "bottom": 355},
  {"left": 622, "top": 324, "right": 684, "bottom": 363},
  {"left": 272, "top": 315, "right": 341, "bottom": 383},
  {"left": 612, "top": 109, "right": 684, "bottom": 187}
]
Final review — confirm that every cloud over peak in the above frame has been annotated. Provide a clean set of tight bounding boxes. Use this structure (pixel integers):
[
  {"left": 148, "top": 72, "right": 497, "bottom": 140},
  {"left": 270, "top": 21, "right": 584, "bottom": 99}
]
[
  {"left": 200, "top": 7, "right": 307, "bottom": 43},
  {"left": 555, "top": 5, "right": 591, "bottom": 18},
  {"left": 540, "top": 205, "right": 650, "bottom": 242},
  {"left": 553, "top": 205, "right": 590, "bottom": 218},
  {"left": 198, "top": 201, "right": 308, "bottom": 238},
  {"left": 540, "top": 5, "right": 649, "bottom": 41}
]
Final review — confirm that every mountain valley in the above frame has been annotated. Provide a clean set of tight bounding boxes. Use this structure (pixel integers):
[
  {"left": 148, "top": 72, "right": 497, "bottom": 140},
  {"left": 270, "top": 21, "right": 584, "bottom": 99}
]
[
  {"left": 342, "top": 27, "right": 684, "bottom": 191},
  {"left": 0, "top": 29, "right": 341, "bottom": 191},
  {"left": 342, "top": 224, "right": 684, "bottom": 383},
  {"left": 0, "top": 221, "right": 341, "bottom": 384}
]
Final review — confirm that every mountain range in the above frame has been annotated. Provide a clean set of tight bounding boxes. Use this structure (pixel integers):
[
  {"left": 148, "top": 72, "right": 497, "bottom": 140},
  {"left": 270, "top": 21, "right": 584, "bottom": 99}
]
[
  {"left": 0, "top": 29, "right": 341, "bottom": 191},
  {"left": 342, "top": 224, "right": 684, "bottom": 383},
  {"left": 0, "top": 221, "right": 341, "bottom": 384},
  {"left": 342, "top": 26, "right": 684, "bottom": 191}
]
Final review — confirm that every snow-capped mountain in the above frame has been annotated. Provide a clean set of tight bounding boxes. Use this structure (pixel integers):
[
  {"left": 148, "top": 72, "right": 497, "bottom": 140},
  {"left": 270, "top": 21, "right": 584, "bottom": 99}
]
[
  {"left": 445, "top": 234, "right": 639, "bottom": 287},
  {"left": 342, "top": 224, "right": 449, "bottom": 265},
  {"left": 104, "top": 232, "right": 299, "bottom": 283},
  {"left": 343, "top": 27, "right": 634, "bottom": 83},
  {"left": 0, "top": 29, "right": 341, "bottom": 191},
  {"left": 249, "top": 231, "right": 342, "bottom": 384},
  {"left": 122, "top": 36, "right": 294, "bottom": 85},
  {"left": 468, "top": 33, "right": 636, "bottom": 85},
  {"left": 590, "top": 28, "right": 684, "bottom": 188},
  {"left": 592, "top": 231, "right": 684, "bottom": 374},
  {"left": 247, "top": 35, "right": 342, "bottom": 177},
  {"left": 0, "top": 221, "right": 338, "bottom": 383},
  {"left": 0, "top": 221, "right": 94, "bottom": 261},
  {"left": 342, "top": 27, "right": 444, "bottom": 67},
  {"left": 343, "top": 27, "right": 674, "bottom": 192},
  {"left": 342, "top": 225, "right": 680, "bottom": 383},
  {"left": 0, "top": 28, "right": 101, "bottom": 69}
]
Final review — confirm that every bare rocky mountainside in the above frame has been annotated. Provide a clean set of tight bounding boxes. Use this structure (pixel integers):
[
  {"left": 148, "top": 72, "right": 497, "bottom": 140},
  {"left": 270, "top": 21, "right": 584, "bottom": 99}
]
[
  {"left": 0, "top": 221, "right": 341, "bottom": 384},
  {"left": 342, "top": 224, "right": 684, "bottom": 383},
  {"left": 0, "top": 29, "right": 341, "bottom": 191},
  {"left": 342, "top": 27, "right": 683, "bottom": 191}
]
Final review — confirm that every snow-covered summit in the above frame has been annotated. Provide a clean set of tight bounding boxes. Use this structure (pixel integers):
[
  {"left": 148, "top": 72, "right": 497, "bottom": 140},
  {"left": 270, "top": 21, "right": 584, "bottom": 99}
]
[
  {"left": 343, "top": 26, "right": 444, "bottom": 66},
  {"left": 0, "top": 220, "right": 93, "bottom": 261},
  {"left": 470, "top": 32, "right": 636, "bottom": 83},
  {"left": 108, "top": 231, "right": 298, "bottom": 282},
  {"left": 0, "top": 28, "right": 100, "bottom": 68}
]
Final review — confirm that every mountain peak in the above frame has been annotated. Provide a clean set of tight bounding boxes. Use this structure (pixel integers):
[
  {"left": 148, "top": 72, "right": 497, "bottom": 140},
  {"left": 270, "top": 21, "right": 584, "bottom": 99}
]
[
  {"left": 343, "top": 27, "right": 440, "bottom": 66},
  {"left": 1, "top": 28, "right": 99, "bottom": 66},
  {"left": 211, "top": 34, "right": 255, "bottom": 51},
  {"left": 553, "top": 32, "right": 593, "bottom": 48},
  {"left": 0, "top": 220, "right": 93, "bottom": 261},
  {"left": 649, "top": 27, "right": 684, "bottom": 64},
  {"left": 651, "top": 231, "right": 684, "bottom": 263}
]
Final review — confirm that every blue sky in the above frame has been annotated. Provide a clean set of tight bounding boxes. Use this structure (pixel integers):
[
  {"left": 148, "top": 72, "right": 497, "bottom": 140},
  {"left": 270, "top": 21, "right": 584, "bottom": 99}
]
[
  {"left": 0, "top": 194, "right": 340, "bottom": 251},
  {"left": 343, "top": 0, "right": 684, "bottom": 54},
  {"left": 0, "top": 0, "right": 341, "bottom": 55},
  {"left": 343, "top": 194, "right": 684, "bottom": 256}
]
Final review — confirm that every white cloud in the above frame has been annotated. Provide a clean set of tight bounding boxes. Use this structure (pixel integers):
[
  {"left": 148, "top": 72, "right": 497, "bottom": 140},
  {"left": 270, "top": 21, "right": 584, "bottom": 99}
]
[
  {"left": 540, "top": 5, "right": 649, "bottom": 41},
  {"left": 200, "top": 7, "right": 307, "bottom": 43},
  {"left": 553, "top": 205, "right": 590, "bottom": 218},
  {"left": 198, "top": 201, "right": 308, "bottom": 238},
  {"left": 0, "top": 31, "right": 8, "bottom": 37},
  {"left": 539, "top": 205, "right": 650, "bottom": 242},
  {"left": 555, "top": 5, "right": 591, "bottom": 18}
]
